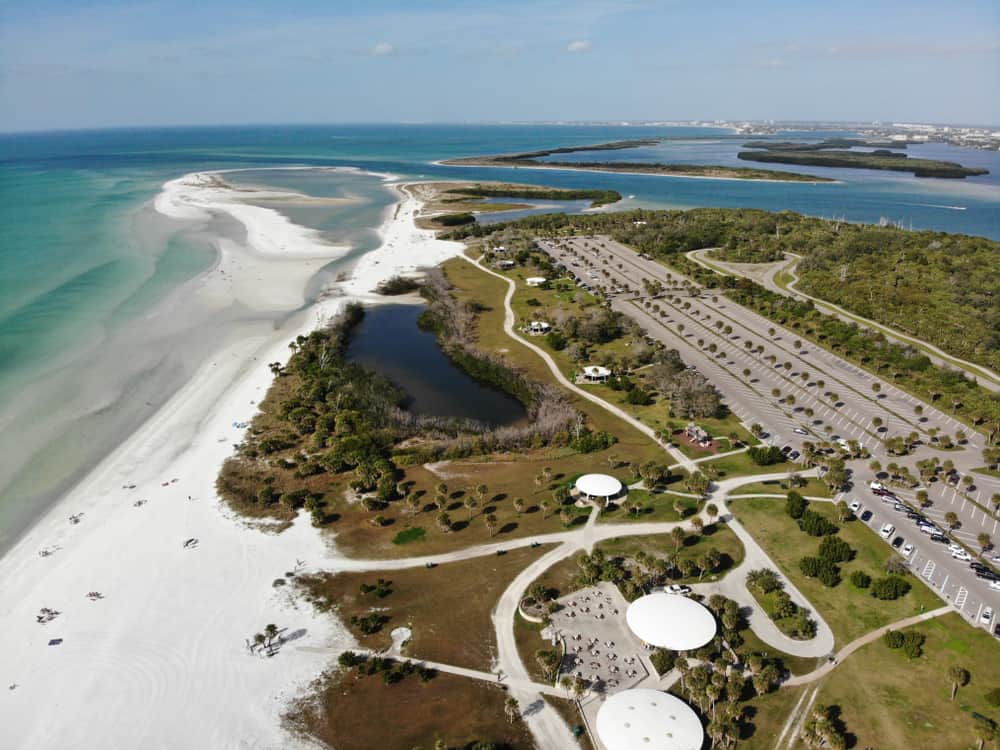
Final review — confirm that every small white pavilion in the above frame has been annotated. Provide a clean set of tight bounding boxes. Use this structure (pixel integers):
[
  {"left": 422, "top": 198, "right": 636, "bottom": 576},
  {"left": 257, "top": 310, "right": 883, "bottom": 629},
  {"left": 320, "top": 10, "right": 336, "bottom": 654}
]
[
  {"left": 526, "top": 276, "right": 547, "bottom": 286},
  {"left": 596, "top": 689, "right": 704, "bottom": 750},
  {"left": 574, "top": 473, "right": 624, "bottom": 503},
  {"left": 625, "top": 593, "right": 717, "bottom": 651},
  {"left": 528, "top": 321, "right": 551, "bottom": 334},
  {"left": 581, "top": 365, "right": 612, "bottom": 383}
]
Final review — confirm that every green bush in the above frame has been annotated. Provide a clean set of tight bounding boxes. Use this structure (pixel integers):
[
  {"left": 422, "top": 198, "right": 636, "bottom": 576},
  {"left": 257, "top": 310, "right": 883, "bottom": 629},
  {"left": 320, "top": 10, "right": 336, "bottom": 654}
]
[
  {"left": 785, "top": 491, "right": 808, "bottom": 519},
  {"left": 870, "top": 575, "right": 911, "bottom": 600},
  {"left": 818, "top": 536, "right": 854, "bottom": 563},
  {"left": 747, "top": 445, "right": 786, "bottom": 466},
  {"left": 850, "top": 570, "right": 872, "bottom": 589},
  {"left": 799, "top": 509, "right": 839, "bottom": 536}
]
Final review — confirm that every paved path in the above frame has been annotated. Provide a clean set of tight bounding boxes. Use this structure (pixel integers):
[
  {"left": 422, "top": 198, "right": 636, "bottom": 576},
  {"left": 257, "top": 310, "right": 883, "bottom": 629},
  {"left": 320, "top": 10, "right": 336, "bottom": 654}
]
[
  {"left": 459, "top": 253, "right": 697, "bottom": 472},
  {"left": 783, "top": 605, "right": 952, "bottom": 686},
  {"left": 688, "top": 248, "right": 1000, "bottom": 391}
]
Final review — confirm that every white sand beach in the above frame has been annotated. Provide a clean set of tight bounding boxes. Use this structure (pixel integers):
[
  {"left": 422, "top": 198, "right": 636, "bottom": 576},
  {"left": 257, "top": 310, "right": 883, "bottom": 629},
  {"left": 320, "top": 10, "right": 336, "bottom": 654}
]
[{"left": 0, "top": 174, "right": 464, "bottom": 748}]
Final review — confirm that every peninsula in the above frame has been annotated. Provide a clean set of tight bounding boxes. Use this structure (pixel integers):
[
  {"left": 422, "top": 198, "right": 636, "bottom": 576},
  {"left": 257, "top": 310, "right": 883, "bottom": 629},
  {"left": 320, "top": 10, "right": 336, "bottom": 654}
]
[
  {"left": 738, "top": 139, "right": 989, "bottom": 178},
  {"left": 442, "top": 140, "right": 836, "bottom": 182}
]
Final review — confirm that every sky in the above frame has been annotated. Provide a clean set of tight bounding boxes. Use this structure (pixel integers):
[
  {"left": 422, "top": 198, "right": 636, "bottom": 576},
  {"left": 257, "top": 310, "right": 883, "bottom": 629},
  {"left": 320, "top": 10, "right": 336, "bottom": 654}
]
[{"left": 0, "top": 0, "right": 998, "bottom": 132}]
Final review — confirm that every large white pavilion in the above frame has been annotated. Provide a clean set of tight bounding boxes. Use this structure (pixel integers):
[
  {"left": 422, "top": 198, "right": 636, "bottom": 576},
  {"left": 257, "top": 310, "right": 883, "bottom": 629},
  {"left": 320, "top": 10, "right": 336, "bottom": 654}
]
[
  {"left": 574, "top": 473, "right": 623, "bottom": 502},
  {"left": 595, "top": 688, "right": 704, "bottom": 750},
  {"left": 625, "top": 593, "right": 717, "bottom": 651}
]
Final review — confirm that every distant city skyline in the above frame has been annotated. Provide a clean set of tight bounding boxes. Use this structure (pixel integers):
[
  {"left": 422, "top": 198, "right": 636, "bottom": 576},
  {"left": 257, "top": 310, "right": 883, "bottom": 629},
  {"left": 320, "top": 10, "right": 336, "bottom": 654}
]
[{"left": 1, "top": 0, "right": 998, "bottom": 132}]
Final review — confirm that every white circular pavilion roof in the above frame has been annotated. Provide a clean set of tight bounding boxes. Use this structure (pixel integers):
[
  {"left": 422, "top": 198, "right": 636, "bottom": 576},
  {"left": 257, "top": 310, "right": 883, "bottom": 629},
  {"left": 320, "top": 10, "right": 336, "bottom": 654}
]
[
  {"left": 574, "top": 473, "right": 623, "bottom": 498},
  {"left": 596, "top": 689, "right": 704, "bottom": 750},
  {"left": 625, "top": 593, "right": 717, "bottom": 651}
]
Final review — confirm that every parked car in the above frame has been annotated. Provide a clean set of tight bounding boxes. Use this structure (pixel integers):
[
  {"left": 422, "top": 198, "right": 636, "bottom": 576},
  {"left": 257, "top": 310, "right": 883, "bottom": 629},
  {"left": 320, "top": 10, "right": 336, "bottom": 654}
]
[
  {"left": 793, "top": 427, "right": 809, "bottom": 436},
  {"left": 892, "top": 536, "right": 904, "bottom": 549},
  {"left": 990, "top": 580, "right": 1000, "bottom": 591},
  {"left": 929, "top": 533, "right": 949, "bottom": 543},
  {"left": 976, "top": 570, "right": 999, "bottom": 582},
  {"left": 849, "top": 500, "right": 862, "bottom": 513},
  {"left": 953, "top": 550, "right": 973, "bottom": 562},
  {"left": 901, "top": 542, "right": 914, "bottom": 556},
  {"left": 870, "top": 481, "right": 888, "bottom": 492},
  {"left": 666, "top": 584, "right": 692, "bottom": 595},
  {"left": 789, "top": 451, "right": 800, "bottom": 460},
  {"left": 949, "top": 543, "right": 965, "bottom": 554},
  {"left": 981, "top": 607, "right": 994, "bottom": 625},
  {"left": 860, "top": 510, "right": 873, "bottom": 522},
  {"left": 880, "top": 523, "right": 895, "bottom": 539}
]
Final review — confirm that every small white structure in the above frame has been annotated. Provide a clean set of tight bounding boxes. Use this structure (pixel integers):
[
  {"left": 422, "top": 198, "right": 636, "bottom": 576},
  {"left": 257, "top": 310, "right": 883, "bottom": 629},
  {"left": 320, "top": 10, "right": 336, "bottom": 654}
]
[
  {"left": 596, "top": 689, "right": 704, "bottom": 750},
  {"left": 574, "top": 473, "right": 623, "bottom": 502},
  {"left": 625, "top": 593, "right": 717, "bottom": 651},
  {"left": 527, "top": 321, "right": 551, "bottom": 334},
  {"left": 582, "top": 365, "right": 612, "bottom": 383},
  {"left": 526, "top": 276, "right": 547, "bottom": 287},
  {"left": 497, "top": 259, "right": 516, "bottom": 269}
]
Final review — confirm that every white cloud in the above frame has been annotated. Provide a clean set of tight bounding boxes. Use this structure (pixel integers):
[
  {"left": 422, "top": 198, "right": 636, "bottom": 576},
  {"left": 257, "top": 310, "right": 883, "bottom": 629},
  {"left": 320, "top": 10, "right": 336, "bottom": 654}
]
[
  {"left": 566, "top": 39, "right": 592, "bottom": 53},
  {"left": 370, "top": 41, "right": 395, "bottom": 56}
]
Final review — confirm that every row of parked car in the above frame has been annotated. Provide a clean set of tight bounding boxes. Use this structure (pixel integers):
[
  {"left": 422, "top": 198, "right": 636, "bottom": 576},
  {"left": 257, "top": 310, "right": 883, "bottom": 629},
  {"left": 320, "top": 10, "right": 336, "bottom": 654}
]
[{"left": 862, "top": 482, "right": 1000, "bottom": 590}]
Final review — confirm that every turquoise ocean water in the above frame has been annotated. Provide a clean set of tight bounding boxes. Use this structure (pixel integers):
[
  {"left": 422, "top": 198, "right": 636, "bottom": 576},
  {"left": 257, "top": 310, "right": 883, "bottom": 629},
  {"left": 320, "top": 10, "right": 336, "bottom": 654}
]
[{"left": 0, "top": 124, "right": 998, "bottom": 551}]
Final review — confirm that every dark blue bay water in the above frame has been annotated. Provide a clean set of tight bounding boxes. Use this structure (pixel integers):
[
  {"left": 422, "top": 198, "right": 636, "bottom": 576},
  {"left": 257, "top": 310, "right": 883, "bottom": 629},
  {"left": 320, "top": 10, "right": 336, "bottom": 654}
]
[{"left": 0, "top": 123, "right": 997, "bottom": 548}]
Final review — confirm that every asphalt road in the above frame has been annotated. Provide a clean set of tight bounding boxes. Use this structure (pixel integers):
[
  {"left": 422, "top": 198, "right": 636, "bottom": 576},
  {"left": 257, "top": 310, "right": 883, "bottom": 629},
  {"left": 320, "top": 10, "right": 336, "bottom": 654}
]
[{"left": 534, "top": 235, "right": 1000, "bottom": 634}]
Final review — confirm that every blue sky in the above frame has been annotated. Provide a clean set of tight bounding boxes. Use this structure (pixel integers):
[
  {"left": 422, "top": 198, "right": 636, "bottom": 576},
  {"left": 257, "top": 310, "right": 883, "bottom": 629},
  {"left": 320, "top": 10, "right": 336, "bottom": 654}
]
[{"left": 1, "top": 0, "right": 997, "bottom": 131}]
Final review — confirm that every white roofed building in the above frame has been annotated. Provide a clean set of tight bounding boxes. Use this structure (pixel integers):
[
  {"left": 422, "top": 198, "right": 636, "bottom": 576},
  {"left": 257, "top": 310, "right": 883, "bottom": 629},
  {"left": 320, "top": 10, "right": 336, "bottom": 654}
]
[
  {"left": 625, "top": 593, "right": 717, "bottom": 651},
  {"left": 596, "top": 689, "right": 704, "bottom": 750},
  {"left": 581, "top": 365, "right": 612, "bottom": 383},
  {"left": 526, "top": 276, "right": 547, "bottom": 286},
  {"left": 574, "top": 473, "right": 624, "bottom": 502}
]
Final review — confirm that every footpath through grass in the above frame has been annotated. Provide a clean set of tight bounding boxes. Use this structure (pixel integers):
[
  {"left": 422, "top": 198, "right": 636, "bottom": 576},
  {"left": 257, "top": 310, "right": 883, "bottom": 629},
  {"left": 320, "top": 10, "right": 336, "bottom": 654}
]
[
  {"left": 810, "top": 612, "right": 1000, "bottom": 750},
  {"left": 730, "top": 497, "right": 941, "bottom": 647}
]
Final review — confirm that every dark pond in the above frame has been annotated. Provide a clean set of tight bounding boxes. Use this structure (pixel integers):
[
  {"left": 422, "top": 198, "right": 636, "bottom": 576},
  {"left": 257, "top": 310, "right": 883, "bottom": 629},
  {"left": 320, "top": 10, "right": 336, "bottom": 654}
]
[{"left": 346, "top": 304, "right": 528, "bottom": 426}]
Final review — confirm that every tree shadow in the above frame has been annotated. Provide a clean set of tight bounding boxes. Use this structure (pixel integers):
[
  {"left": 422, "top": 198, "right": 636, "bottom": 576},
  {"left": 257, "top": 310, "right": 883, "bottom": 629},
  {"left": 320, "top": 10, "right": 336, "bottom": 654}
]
[{"left": 500, "top": 522, "right": 519, "bottom": 535}]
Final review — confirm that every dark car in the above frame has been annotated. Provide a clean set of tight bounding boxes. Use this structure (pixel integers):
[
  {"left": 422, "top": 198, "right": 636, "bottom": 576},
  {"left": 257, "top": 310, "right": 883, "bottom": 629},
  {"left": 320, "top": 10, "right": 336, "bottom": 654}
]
[
  {"left": 976, "top": 570, "right": 1000, "bottom": 581},
  {"left": 994, "top": 622, "right": 1000, "bottom": 639},
  {"left": 929, "top": 533, "right": 949, "bottom": 543},
  {"left": 892, "top": 536, "right": 904, "bottom": 549},
  {"left": 860, "top": 510, "right": 873, "bottom": 522},
  {"left": 971, "top": 562, "right": 988, "bottom": 572}
]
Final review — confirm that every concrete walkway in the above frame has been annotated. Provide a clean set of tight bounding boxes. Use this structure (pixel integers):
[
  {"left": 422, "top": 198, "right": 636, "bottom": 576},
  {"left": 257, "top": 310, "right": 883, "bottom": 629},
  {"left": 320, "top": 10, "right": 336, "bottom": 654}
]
[
  {"left": 459, "top": 253, "right": 697, "bottom": 472},
  {"left": 783, "top": 605, "right": 952, "bottom": 686}
]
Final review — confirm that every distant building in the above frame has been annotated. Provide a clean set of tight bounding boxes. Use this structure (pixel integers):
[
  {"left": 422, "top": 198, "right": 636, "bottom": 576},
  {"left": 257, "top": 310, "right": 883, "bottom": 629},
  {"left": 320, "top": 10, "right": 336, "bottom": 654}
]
[
  {"left": 527, "top": 321, "right": 551, "bottom": 335},
  {"left": 525, "top": 276, "right": 547, "bottom": 287},
  {"left": 685, "top": 422, "right": 710, "bottom": 445},
  {"left": 497, "top": 259, "right": 516, "bottom": 269}
]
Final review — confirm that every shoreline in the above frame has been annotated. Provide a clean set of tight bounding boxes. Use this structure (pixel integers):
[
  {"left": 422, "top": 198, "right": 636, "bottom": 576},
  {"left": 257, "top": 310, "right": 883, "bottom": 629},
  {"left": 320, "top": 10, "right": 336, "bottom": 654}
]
[
  {"left": 434, "top": 158, "right": 842, "bottom": 185},
  {"left": 0, "top": 171, "right": 465, "bottom": 748}
]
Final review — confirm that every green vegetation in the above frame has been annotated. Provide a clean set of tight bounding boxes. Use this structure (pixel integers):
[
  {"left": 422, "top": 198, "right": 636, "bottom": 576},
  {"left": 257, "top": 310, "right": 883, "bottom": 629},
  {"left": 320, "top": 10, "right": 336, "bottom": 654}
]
[
  {"left": 807, "top": 613, "right": 1000, "bottom": 750},
  {"left": 742, "top": 138, "right": 907, "bottom": 151},
  {"left": 375, "top": 275, "right": 421, "bottom": 295},
  {"left": 447, "top": 207, "right": 1000, "bottom": 430},
  {"left": 447, "top": 183, "right": 621, "bottom": 208},
  {"left": 432, "top": 211, "right": 476, "bottom": 226},
  {"left": 444, "top": 139, "right": 833, "bottom": 181},
  {"left": 739, "top": 143, "right": 989, "bottom": 178},
  {"left": 731, "top": 496, "right": 941, "bottom": 645}
]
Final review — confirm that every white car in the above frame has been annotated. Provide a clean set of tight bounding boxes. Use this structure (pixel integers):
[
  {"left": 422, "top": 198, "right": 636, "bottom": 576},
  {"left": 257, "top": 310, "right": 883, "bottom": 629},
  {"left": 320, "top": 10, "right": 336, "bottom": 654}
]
[
  {"left": 982, "top": 607, "right": 995, "bottom": 625},
  {"left": 870, "top": 481, "right": 887, "bottom": 492},
  {"left": 953, "top": 550, "right": 973, "bottom": 562},
  {"left": 849, "top": 500, "right": 862, "bottom": 514},
  {"left": 901, "top": 542, "right": 914, "bottom": 556},
  {"left": 793, "top": 428, "right": 809, "bottom": 436},
  {"left": 990, "top": 580, "right": 1000, "bottom": 591},
  {"left": 949, "top": 543, "right": 964, "bottom": 554},
  {"left": 665, "top": 584, "right": 692, "bottom": 595},
  {"left": 880, "top": 523, "right": 895, "bottom": 539}
]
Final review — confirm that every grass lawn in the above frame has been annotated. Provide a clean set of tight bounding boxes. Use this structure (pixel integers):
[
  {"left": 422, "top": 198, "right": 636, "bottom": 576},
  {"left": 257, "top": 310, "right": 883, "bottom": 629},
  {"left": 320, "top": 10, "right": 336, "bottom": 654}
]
[
  {"left": 736, "top": 627, "right": 824, "bottom": 678},
  {"left": 808, "top": 613, "right": 1000, "bottom": 750},
  {"left": 730, "top": 497, "right": 942, "bottom": 647},
  {"left": 546, "top": 697, "right": 595, "bottom": 750},
  {"left": 736, "top": 685, "right": 807, "bottom": 750},
  {"left": 298, "top": 544, "right": 551, "bottom": 671},
  {"left": 598, "top": 488, "right": 700, "bottom": 524},
  {"left": 286, "top": 669, "right": 534, "bottom": 750},
  {"left": 972, "top": 466, "right": 1000, "bottom": 480},
  {"left": 729, "top": 477, "right": 831, "bottom": 499},
  {"left": 701, "top": 451, "right": 798, "bottom": 479}
]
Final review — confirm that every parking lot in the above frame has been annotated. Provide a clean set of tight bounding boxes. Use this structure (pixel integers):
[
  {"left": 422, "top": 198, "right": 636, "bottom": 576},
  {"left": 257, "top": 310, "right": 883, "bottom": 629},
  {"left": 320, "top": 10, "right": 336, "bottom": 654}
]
[{"left": 535, "top": 235, "right": 1000, "bottom": 632}]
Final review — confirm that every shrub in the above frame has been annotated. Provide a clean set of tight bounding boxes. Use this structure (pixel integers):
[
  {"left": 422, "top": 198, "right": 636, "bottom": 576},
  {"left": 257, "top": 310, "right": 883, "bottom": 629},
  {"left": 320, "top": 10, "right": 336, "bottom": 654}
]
[
  {"left": 748, "top": 445, "right": 786, "bottom": 466},
  {"left": 785, "top": 491, "right": 808, "bottom": 519},
  {"left": 650, "top": 648, "right": 677, "bottom": 675},
  {"left": 375, "top": 275, "right": 421, "bottom": 295},
  {"left": 571, "top": 429, "right": 617, "bottom": 453},
  {"left": 747, "top": 568, "right": 783, "bottom": 594},
  {"left": 883, "top": 629, "right": 905, "bottom": 649},
  {"left": 434, "top": 212, "right": 476, "bottom": 226},
  {"left": 850, "top": 570, "right": 872, "bottom": 589},
  {"left": 870, "top": 575, "right": 911, "bottom": 600},
  {"left": 799, "top": 509, "right": 839, "bottom": 536},
  {"left": 798, "top": 556, "right": 840, "bottom": 587},
  {"left": 818, "top": 536, "right": 854, "bottom": 563},
  {"left": 985, "top": 688, "right": 1000, "bottom": 708},
  {"left": 546, "top": 331, "right": 568, "bottom": 350}
]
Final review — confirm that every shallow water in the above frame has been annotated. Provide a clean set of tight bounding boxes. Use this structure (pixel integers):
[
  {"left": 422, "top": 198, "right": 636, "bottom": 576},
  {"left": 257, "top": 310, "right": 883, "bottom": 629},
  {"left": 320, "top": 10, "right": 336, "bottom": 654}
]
[{"left": 0, "top": 123, "right": 997, "bottom": 551}]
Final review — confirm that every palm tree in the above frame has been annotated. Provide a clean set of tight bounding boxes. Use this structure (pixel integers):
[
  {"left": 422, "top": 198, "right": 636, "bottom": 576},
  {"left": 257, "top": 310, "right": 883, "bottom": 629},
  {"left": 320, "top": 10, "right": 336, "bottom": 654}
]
[
  {"left": 671, "top": 527, "right": 687, "bottom": 550},
  {"left": 485, "top": 513, "right": 499, "bottom": 537},
  {"left": 949, "top": 665, "right": 970, "bottom": 700},
  {"left": 978, "top": 533, "right": 991, "bottom": 556},
  {"left": 253, "top": 632, "right": 266, "bottom": 652},
  {"left": 706, "top": 503, "right": 719, "bottom": 523},
  {"left": 945, "top": 511, "right": 959, "bottom": 529},
  {"left": 475, "top": 483, "right": 489, "bottom": 503},
  {"left": 513, "top": 497, "right": 525, "bottom": 516},
  {"left": 405, "top": 493, "right": 421, "bottom": 515},
  {"left": 504, "top": 696, "right": 520, "bottom": 723},
  {"left": 264, "top": 623, "right": 279, "bottom": 649},
  {"left": 436, "top": 511, "right": 452, "bottom": 533},
  {"left": 540, "top": 499, "right": 552, "bottom": 519},
  {"left": 464, "top": 495, "right": 478, "bottom": 521},
  {"left": 974, "top": 718, "right": 997, "bottom": 750}
]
